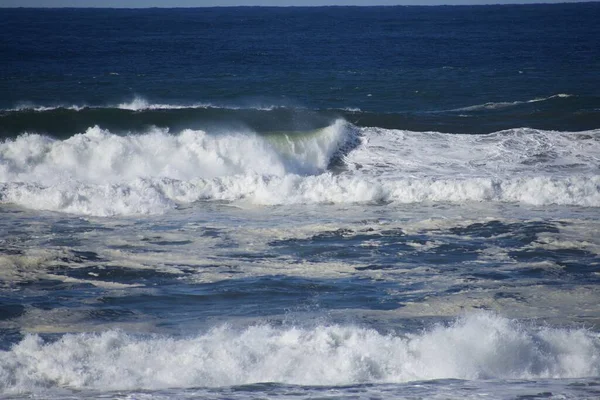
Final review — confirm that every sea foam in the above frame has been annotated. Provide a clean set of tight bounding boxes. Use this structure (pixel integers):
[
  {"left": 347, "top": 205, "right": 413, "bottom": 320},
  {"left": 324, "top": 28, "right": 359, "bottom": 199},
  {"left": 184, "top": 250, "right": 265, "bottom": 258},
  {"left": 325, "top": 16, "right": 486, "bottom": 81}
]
[{"left": 0, "top": 313, "right": 598, "bottom": 393}]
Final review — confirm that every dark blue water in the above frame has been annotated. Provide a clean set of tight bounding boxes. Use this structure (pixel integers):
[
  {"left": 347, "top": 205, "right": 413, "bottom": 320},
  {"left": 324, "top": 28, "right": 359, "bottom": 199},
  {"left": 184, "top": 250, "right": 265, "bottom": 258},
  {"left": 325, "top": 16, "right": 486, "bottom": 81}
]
[
  {"left": 1, "top": 4, "right": 599, "bottom": 135},
  {"left": 1, "top": 5, "right": 600, "bottom": 399}
]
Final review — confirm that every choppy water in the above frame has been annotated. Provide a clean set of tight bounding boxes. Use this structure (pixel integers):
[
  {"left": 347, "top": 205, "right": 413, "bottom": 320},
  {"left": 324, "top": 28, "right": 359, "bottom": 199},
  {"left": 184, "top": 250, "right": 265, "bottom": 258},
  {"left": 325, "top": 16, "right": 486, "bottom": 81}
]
[{"left": 1, "top": 4, "right": 600, "bottom": 399}]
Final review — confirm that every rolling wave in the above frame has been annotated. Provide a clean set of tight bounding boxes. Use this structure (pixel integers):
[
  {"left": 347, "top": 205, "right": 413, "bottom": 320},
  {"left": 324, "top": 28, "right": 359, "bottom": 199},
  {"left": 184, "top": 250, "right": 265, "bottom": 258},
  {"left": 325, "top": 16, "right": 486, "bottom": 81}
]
[
  {"left": 1, "top": 313, "right": 598, "bottom": 393},
  {"left": 6, "top": 96, "right": 284, "bottom": 113}
]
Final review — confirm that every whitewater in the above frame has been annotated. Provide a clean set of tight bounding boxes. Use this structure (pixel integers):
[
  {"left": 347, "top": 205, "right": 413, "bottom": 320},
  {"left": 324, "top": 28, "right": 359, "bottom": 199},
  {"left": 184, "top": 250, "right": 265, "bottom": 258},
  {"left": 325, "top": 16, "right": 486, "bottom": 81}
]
[{"left": 1, "top": 313, "right": 599, "bottom": 394}]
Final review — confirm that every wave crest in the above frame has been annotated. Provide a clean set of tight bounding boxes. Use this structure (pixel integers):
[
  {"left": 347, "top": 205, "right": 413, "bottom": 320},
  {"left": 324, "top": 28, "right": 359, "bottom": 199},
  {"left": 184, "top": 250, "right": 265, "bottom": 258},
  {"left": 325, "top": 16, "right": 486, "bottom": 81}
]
[{"left": 0, "top": 121, "right": 353, "bottom": 184}]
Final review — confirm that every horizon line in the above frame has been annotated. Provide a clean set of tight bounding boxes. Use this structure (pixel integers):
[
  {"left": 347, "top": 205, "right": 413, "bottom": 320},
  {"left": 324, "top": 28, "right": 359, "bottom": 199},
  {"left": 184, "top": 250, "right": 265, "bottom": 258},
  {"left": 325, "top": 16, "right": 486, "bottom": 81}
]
[{"left": 1, "top": 1, "right": 598, "bottom": 8}]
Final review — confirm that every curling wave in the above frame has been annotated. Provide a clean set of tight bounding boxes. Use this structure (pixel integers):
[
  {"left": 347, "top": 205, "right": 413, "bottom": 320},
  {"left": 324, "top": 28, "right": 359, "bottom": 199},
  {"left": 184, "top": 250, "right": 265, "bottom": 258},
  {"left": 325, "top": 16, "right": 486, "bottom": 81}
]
[{"left": 0, "top": 121, "right": 353, "bottom": 183}]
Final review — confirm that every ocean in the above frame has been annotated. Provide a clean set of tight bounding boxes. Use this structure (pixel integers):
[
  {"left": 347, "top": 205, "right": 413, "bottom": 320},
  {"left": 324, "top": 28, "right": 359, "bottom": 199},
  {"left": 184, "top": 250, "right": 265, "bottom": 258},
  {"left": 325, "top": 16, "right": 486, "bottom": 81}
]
[{"left": 1, "top": 3, "right": 600, "bottom": 399}]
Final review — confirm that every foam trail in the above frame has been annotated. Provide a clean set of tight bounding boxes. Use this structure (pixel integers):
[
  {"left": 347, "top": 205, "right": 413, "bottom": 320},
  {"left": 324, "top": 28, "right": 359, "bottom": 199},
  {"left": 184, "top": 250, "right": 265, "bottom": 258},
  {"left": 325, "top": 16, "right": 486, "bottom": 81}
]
[{"left": 0, "top": 313, "right": 598, "bottom": 393}]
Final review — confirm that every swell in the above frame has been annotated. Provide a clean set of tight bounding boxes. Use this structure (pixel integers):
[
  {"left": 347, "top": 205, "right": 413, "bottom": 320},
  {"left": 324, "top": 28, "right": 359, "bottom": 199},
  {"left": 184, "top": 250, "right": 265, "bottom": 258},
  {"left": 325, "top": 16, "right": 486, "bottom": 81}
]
[
  {"left": 1, "top": 94, "right": 599, "bottom": 138},
  {"left": 0, "top": 107, "right": 339, "bottom": 139}
]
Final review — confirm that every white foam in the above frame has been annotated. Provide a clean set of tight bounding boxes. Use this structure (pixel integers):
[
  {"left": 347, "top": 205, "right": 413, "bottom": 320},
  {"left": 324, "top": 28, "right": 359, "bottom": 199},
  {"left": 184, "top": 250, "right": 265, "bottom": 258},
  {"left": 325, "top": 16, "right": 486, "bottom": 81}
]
[
  {"left": 347, "top": 126, "right": 600, "bottom": 177},
  {"left": 1, "top": 93, "right": 573, "bottom": 114},
  {"left": 145, "top": 174, "right": 598, "bottom": 207},
  {"left": 0, "top": 313, "right": 597, "bottom": 393},
  {"left": 0, "top": 180, "right": 175, "bottom": 216}
]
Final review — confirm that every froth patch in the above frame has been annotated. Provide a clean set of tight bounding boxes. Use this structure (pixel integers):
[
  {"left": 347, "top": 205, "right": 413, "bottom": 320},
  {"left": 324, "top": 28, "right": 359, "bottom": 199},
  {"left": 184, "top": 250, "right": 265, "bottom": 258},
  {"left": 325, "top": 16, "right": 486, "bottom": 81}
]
[{"left": 1, "top": 313, "right": 598, "bottom": 393}]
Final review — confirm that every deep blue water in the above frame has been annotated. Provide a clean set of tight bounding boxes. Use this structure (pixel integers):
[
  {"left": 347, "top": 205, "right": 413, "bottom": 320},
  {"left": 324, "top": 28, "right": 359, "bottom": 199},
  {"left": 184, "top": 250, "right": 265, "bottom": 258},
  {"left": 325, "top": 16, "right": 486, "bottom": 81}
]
[
  {"left": 1, "top": 4, "right": 600, "bottom": 135},
  {"left": 1, "top": 4, "right": 600, "bottom": 399}
]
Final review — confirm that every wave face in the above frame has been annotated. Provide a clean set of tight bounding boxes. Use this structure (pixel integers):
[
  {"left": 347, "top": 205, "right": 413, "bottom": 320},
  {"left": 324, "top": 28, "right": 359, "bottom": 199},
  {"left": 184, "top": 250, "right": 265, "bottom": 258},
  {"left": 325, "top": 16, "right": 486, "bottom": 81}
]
[
  {"left": 0, "top": 314, "right": 598, "bottom": 393},
  {"left": 1, "top": 123, "right": 599, "bottom": 216}
]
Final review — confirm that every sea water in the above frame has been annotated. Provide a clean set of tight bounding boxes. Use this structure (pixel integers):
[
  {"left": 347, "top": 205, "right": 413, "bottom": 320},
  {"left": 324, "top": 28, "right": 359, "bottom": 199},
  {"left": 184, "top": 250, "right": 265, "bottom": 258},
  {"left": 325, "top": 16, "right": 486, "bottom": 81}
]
[{"left": 1, "top": 4, "right": 599, "bottom": 399}]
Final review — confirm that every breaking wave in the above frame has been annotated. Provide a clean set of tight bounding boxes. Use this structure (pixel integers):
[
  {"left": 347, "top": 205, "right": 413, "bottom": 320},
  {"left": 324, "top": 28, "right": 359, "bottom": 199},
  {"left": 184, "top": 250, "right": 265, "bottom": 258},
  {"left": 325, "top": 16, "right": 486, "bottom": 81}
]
[{"left": 0, "top": 123, "right": 598, "bottom": 216}]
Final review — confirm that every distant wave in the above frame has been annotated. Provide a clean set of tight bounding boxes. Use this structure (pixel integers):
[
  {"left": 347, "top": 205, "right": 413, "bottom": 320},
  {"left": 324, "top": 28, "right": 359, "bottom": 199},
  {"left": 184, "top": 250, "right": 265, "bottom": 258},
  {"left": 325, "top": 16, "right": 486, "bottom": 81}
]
[
  {"left": 3, "top": 94, "right": 600, "bottom": 138},
  {"left": 0, "top": 93, "right": 576, "bottom": 114},
  {"left": 0, "top": 313, "right": 598, "bottom": 393},
  {"left": 4, "top": 96, "right": 290, "bottom": 113},
  {"left": 117, "top": 96, "right": 286, "bottom": 112},
  {"left": 450, "top": 94, "right": 573, "bottom": 112}
]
